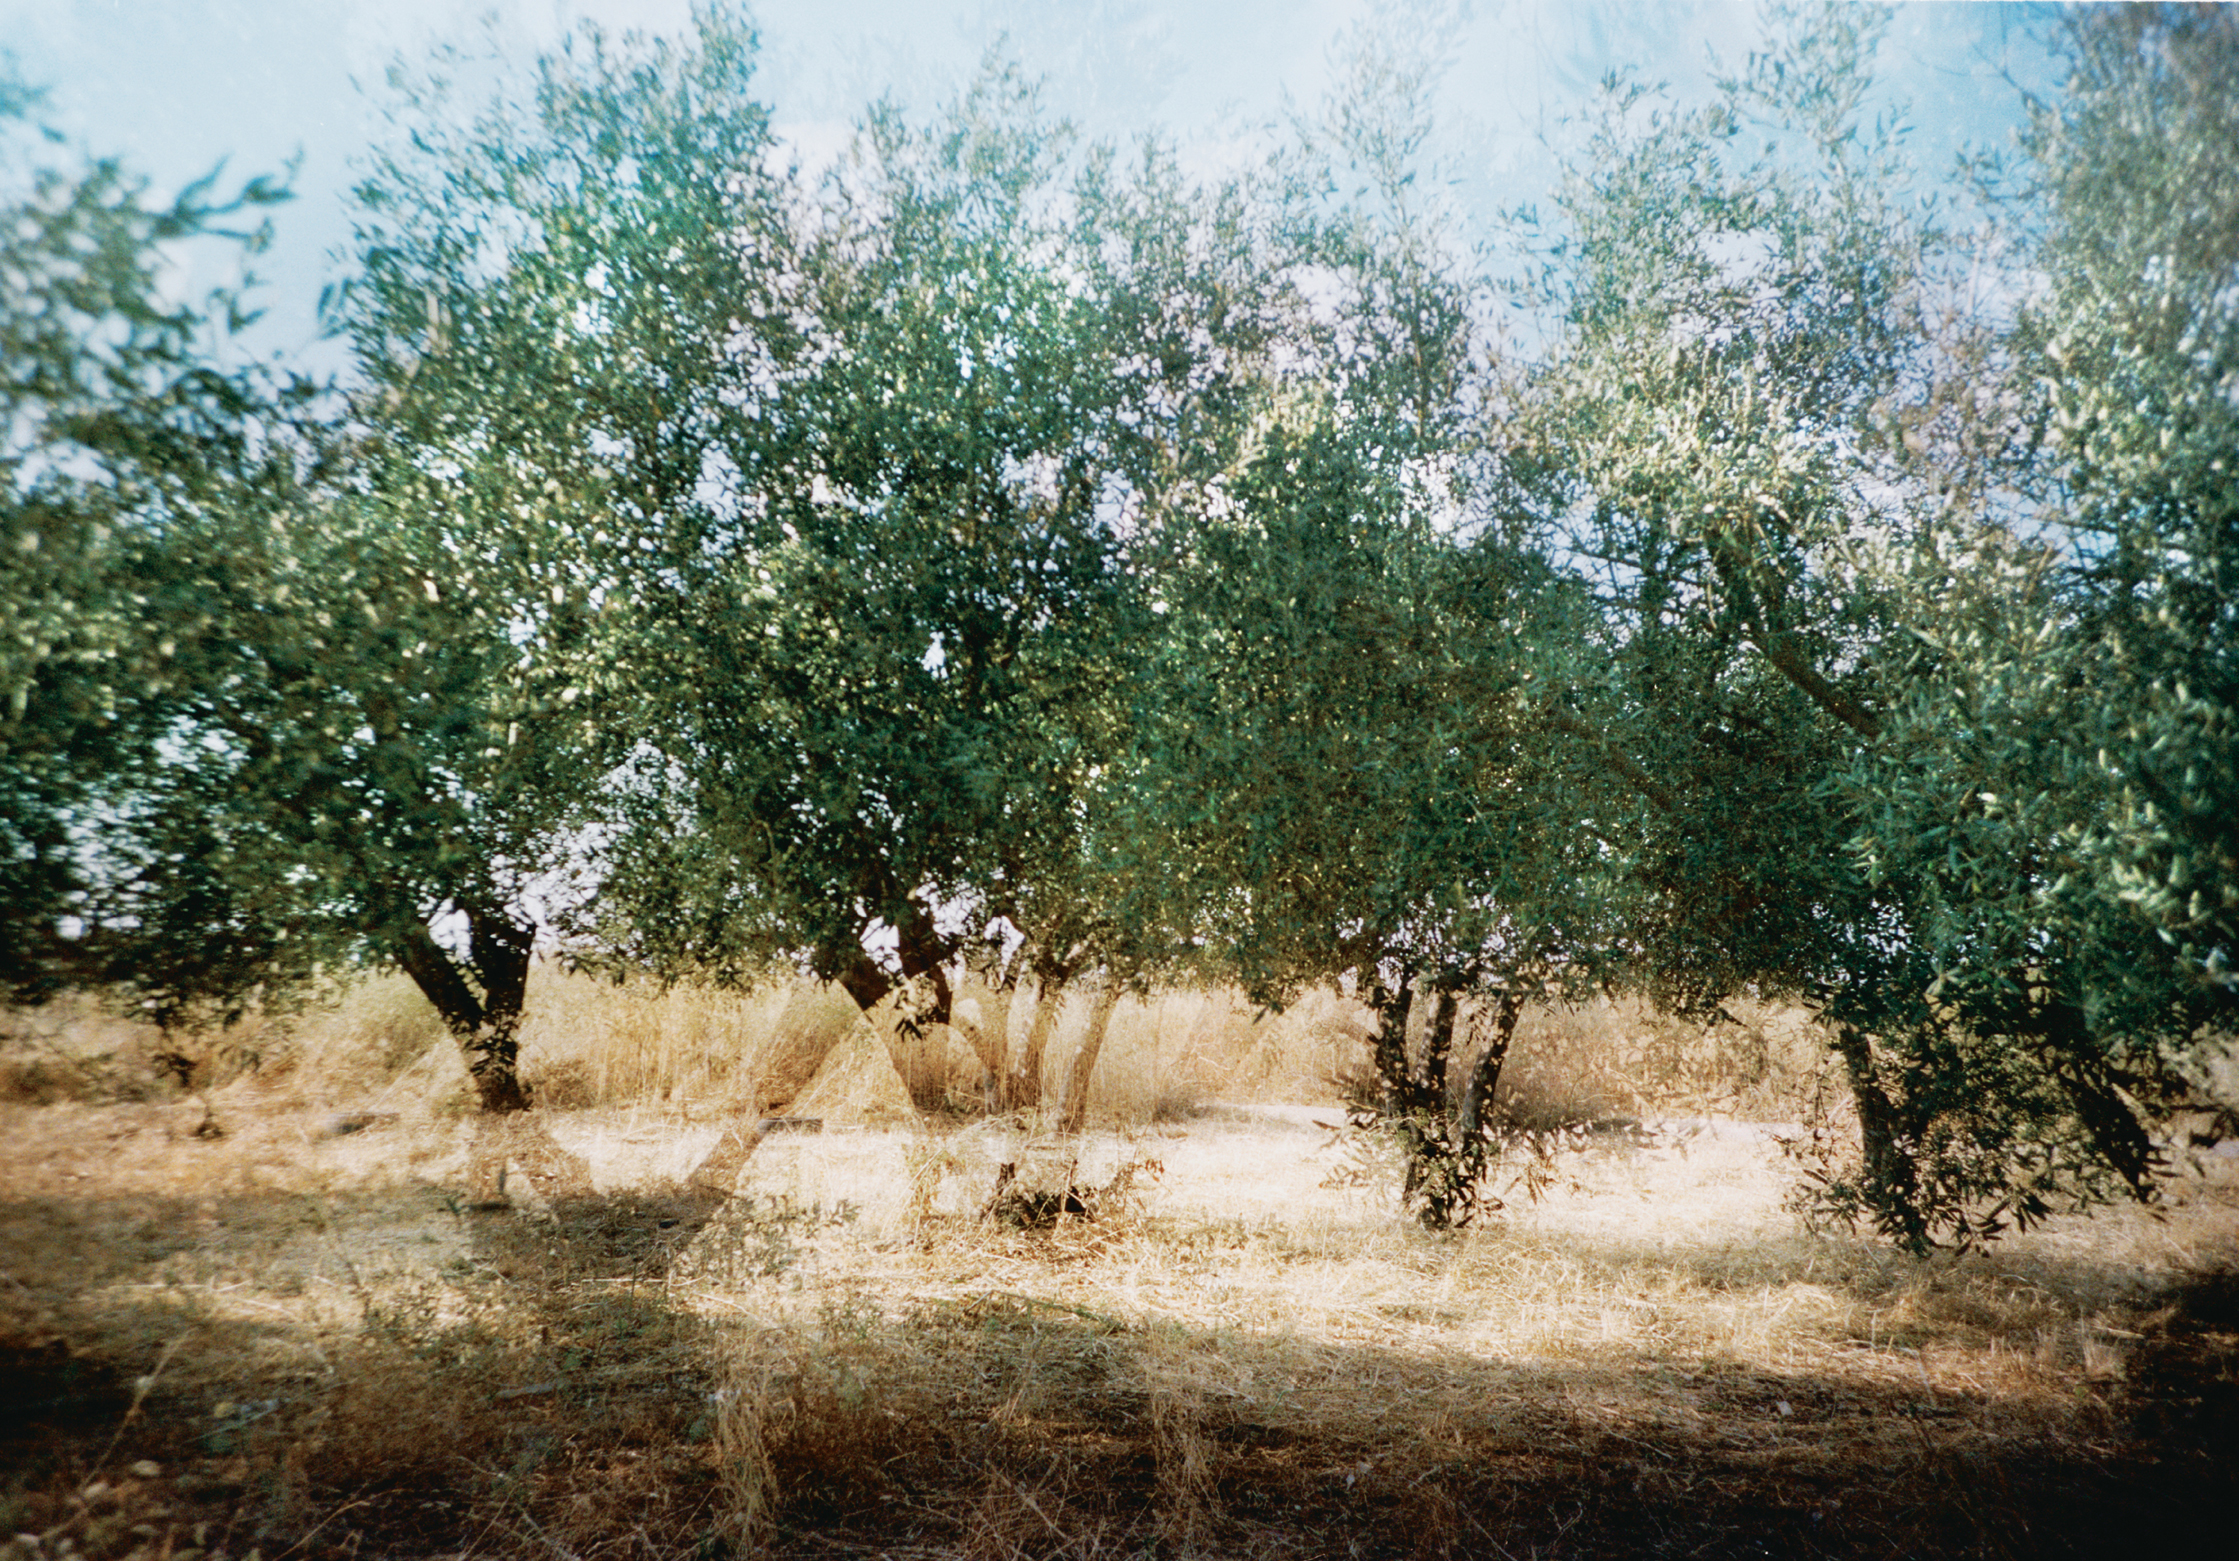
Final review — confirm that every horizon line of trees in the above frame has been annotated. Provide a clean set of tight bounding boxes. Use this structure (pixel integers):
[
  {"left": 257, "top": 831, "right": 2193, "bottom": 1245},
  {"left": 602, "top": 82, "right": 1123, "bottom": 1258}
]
[{"left": 3, "top": 3, "right": 2233, "bottom": 1249}]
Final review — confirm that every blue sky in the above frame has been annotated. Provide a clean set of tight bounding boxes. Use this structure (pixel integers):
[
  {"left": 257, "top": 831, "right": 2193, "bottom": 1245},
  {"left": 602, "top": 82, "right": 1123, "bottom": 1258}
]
[{"left": 1, "top": 1, "right": 2058, "bottom": 373}]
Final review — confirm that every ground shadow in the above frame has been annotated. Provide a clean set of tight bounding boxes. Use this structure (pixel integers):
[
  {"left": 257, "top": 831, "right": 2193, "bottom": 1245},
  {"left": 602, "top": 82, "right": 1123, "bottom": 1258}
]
[{"left": 4, "top": 1140, "right": 2236, "bottom": 1559}]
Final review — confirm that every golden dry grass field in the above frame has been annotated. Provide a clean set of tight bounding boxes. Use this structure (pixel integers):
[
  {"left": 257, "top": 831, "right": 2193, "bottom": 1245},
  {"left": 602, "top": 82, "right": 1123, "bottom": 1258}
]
[{"left": 3, "top": 973, "right": 2236, "bottom": 1560}]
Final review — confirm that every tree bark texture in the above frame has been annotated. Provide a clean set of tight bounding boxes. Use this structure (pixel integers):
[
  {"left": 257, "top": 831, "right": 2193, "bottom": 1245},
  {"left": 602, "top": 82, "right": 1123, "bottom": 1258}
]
[
  {"left": 1458, "top": 990, "right": 1523, "bottom": 1136},
  {"left": 1829, "top": 1020, "right": 1920, "bottom": 1243}
]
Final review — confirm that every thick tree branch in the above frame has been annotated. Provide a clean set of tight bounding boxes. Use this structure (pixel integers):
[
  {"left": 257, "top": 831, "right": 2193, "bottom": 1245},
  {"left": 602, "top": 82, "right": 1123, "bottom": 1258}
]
[
  {"left": 390, "top": 918, "right": 487, "bottom": 1038},
  {"left": 1749, "top": 631, "right": 1883, "bottom": 740},
  {"left": 1540, "top": 702, "right": 1681, "bottom": 816}
]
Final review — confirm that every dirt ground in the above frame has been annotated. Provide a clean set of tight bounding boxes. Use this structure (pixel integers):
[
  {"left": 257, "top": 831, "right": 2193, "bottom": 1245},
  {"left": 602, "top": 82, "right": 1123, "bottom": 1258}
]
[{"left": 3, "top": 1096, "right": 2236, "bottom": 1559}]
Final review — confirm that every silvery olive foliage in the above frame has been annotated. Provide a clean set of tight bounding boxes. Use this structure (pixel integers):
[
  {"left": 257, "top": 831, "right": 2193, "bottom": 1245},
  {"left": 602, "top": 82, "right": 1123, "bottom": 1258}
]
[
  {"left": 321, "top": 11, "right": 794, "bottom": 1107},
  {"left": 1130, "top": 18, "right": 1615, "bottom": 1227},
  {"left": 0, "top": 67, "right": 316, "bottom": 1019},
  {"left": 1811, "top": 5, "right": 2239, "bottom": 1246},
  {"left": 1522, "top": 3, "right": 2237, "bottom": 1248},
  {"left": 5, "top": 3, "right": 2230, "bottom": 1248},
  {"left": 588, "top": 62, "right": 1175, "bottom": 1023},
  {"left": 2017, "top": 6, "right": 2239, "bottom": 1009}
]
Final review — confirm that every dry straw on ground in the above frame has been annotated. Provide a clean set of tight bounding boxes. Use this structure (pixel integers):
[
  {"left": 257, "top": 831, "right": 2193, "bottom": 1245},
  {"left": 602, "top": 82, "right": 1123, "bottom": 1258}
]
[{"left": 3, "top": 970, "right": 2235, "bottom": 1559}]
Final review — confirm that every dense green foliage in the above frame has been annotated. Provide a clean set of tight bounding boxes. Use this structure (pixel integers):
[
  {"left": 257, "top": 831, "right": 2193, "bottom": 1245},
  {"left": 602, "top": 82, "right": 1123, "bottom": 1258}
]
[
  {"left": 0, "top": 70, "right": 311, "bottom": 1017},
  {"left": 319, "top": 14, "right": 791, "bottom": 1106},
  {"left": 3, "top": 5, "right": 2231, "bottom": 1242},
  {"left": 594, "top": 69, "right": 1167, "bottom": 1020}
]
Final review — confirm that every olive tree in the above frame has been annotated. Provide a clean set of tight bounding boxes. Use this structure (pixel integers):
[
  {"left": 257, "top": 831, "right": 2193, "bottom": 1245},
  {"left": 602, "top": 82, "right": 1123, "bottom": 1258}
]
[
  {"left": 1516, "top": 6, "right": 1960, "bottom": 1238},
  {"left": 0, "top": 68, "right": 313, "bottom": 1018},
  {"left": 592, "top": 66, "right": 1303, "bottom": 1115},
  {"left": 296, "top": 8, "right": 802, "bottom": 1110},
  {"left": 1522, "top": 2, "right": 2236, "bottom": 1247},
  {"left": 4, "top": 13, "right": 794, "bottom": 1113},
  {"left": 1825, "top": 5, "right": 2239, "bottom": 1230},
  {"left": 1123, "top": 25, "right": 1615, "bottom": 1226},
  {"left": 1146, "top": 415, "right": 1610, "bottom": 1225},
  {"left": 1799, "top": 5, "right": 2239, "bottom": 1241}
]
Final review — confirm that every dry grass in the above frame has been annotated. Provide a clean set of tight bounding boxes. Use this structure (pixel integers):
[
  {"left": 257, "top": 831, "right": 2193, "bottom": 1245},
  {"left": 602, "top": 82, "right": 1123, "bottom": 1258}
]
[
  {"left": 0, "top": 971, "right": 1359, "bottom": 1126},
  {"left": 3, "top": 974, "right": 2237, "bottom": 1558},
  {"left": 0, "top": 966, "right": 1826, "bottom": 1132}
]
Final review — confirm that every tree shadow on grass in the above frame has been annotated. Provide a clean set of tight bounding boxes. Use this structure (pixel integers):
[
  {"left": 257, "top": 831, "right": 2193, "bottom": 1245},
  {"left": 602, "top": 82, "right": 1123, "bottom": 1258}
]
[{"left": 2, "top": 1134, "right": 2235, "bottom": 1558}]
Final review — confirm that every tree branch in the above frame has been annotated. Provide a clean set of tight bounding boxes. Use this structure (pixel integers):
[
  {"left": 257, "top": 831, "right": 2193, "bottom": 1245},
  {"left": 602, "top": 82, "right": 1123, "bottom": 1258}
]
[
  {"left": 1540, "top": 701, "right": 1681, "bottom": 816},
  {"left": 1749, "top": 631, "right": 1883, "bottom": 740}
]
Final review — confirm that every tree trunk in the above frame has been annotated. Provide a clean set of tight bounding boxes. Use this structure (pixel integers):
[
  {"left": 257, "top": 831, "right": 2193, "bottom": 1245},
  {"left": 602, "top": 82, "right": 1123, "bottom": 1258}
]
[
  {"left": 1057, "top": 978, "right": 1121, "bottom": 1136},
  {"left": 893, "top": 898, "right": 954, "bottom": 1027},
  {"left": 1828, "top": 1019, "right": 1922, "bottom": 1245},
  {"left": 2034, "top": 992, "right": 2159, "bottom": 1197},
  {"left": 1363, "top": 970, "right": 1424, "bottom": 1119},
  {"left": 1009, "top": 974, "right": 1066, "bottom": 1108},
  {"left": 1458, "top": 990, "right": 1522, "bottom": 1136},
  {"left": 834, "top": 949, "right": 892, "bottom": 1013},
  {"left": 391, "top": 906, "right": 534, "bottom": 1114},
  {"left": 1423, "top": 984, "right": 1462, "bottom": 1105},
  {"left": 831, "top": 897, "right": 957, "bottom": 1049},
  {"left": 1366, "top": 971, "right": 1523, "bottom": 1230}
]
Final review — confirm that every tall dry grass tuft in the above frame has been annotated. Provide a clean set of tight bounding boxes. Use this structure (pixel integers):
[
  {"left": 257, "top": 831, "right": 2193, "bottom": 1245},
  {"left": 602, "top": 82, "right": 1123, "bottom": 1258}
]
[
  {"left": 709, "top": 1297, "right": 926, "bottom": 1544},
  {"left": 712, "top": 1348, "right": 782, "bottom": 1554},
  {"left": 263, "top": 973, "right": 456, "bottom": 1108},
  {"left": 199, "top": 967, "right": 853, "bottom": 1121},
  {"left": 1039, "top": 985, "right": 1372, "bottom": 1126},
  {"left": 0, "top": 990, "right": 291, "bottom": 1105},
  {"left": 513, "top": 969, "right": 839, "bottom": 1114},
  {"left": 1496, "top": 994, "right": 1832, "bottom": 1129}
]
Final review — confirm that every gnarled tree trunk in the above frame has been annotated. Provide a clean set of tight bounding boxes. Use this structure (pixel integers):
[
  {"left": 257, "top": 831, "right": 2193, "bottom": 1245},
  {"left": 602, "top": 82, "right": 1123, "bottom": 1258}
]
[
  {"left": 828, "top": 897, "right": 959, "bottom": 1103},
  {"left": 1363, "top": 968, "right": 1523, "bottom": 1229},
  {"left": 391, "top": 901, "right": 535, "bottom": 1114},
  {"left": 1458, "top": 990, "right": 1523, "bottom": 1136},
  {"left": 1827, "top": 1019, "right": 1924, "bottom": 1246}
]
